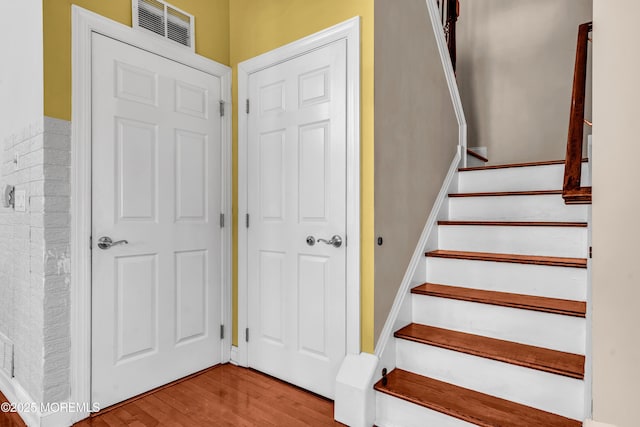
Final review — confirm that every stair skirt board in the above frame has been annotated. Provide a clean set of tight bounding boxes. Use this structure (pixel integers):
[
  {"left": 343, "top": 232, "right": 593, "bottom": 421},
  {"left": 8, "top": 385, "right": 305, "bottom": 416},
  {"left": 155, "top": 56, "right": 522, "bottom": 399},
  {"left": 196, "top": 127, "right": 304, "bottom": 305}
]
[
  {"left": 411, "top": 297, "right": 586, "bottom": 354},
  {"left": 426, "top": 257, "right": 588, "bottom": 301},
  {"left": 395, "top": 339, "right": 585, "bottom": 420},
  {"left": 458, "top": 162, "right": 590, "bottom": 193},
  {"left": 437, "top": 224, "right": 588, "bottom": 258},
  {"left": 448, "top": 194, "right": 588, "bottom": 222}
]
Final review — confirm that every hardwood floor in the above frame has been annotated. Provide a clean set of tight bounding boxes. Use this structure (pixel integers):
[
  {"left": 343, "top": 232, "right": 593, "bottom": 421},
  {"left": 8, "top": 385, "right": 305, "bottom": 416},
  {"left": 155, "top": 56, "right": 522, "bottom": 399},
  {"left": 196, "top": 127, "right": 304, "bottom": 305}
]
[
  {"left": 0, "top": 392, "right": 26, "bottom": 427},
  {"left": 0, "top": 364, "right": 343, "bottom": 426}
]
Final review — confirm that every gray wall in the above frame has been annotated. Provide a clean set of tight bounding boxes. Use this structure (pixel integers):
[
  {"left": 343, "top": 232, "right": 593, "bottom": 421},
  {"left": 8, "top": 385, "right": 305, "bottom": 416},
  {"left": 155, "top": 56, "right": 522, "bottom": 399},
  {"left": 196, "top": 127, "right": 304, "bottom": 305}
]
[
  {"left": 374, "top": 0, "right": 459, "bottom": 344},
  {"left": 457, "top": 0, "right": 592, "bottom": 164}
]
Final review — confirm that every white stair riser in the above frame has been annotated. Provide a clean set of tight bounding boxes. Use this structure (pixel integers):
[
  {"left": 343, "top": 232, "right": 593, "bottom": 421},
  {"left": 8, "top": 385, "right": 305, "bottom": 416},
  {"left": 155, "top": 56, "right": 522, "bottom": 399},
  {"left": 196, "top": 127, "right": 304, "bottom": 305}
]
[
  {"left": 427, "top": 257, "right": 588, "bottom": 300},
  {"left": 458, "top": 163, "right": 589, "bottom": 193},
  {"left": 412, "top": 296, "right": 586, "bottom": 354},
  {"left": 396, "top": 339, "right": 585, "bottom": 420},
  {"left": 438, "top": 225, "right": 588, "bottom": 258},
  {"left": 448, "top": 194, "right": 588, "bottom": 222},
  {"left": 376, "top": 392, "right": 475, "bottom": 427}
]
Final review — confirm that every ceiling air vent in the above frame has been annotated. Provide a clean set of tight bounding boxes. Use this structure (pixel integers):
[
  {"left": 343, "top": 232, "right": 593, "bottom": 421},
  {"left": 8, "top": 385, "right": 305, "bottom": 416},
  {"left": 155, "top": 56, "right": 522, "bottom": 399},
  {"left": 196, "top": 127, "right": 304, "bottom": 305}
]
[{"left": 133, "top": 0, "right": 194, "bottom": 50}]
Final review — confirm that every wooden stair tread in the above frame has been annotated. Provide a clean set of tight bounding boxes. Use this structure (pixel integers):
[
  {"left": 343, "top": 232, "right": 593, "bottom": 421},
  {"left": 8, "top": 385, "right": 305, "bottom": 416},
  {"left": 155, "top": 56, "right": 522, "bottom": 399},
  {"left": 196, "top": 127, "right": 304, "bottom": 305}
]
[
  {"left": 459, "top": 158, "right": 588, "bottom": 172},
  {"left": 466, "top": 148, "right": 489, "bottom": 163},
  {"left": 426, "top": 249, "right": 587, "bottom": 268},
  {"left": 438, "top": 220, "right": 588, "bottom": 227},
  {"left": 394, "top": 324, "right": 585, "bottom": 379},
  {"left": 449, "top": 189, "right": 563, "bottom": 197},
  {"left": 374, "top": 369, "right": 582, "bottom": 427},
  {"left": 412, "top": 283, "right": 586, "bottom": 317}
]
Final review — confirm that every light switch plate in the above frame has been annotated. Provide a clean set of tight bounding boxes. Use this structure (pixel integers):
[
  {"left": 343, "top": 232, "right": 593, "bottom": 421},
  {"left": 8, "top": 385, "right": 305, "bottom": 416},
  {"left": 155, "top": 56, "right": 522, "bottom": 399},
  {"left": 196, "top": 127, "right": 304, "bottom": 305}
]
[{"left": 14, "top": 190, "right": 26, "bottom": 212}]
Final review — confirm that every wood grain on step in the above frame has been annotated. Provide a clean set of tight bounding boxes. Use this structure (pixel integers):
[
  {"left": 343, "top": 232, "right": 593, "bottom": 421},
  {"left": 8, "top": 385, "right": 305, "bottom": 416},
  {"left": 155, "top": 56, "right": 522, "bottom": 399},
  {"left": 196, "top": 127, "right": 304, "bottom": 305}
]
[
  {"left": 395, "top": 323, "right": 585, "bottom": 379},
  {"left": 374, "top": 369, "right": 582, "bottom": 427},
  {"left": 466, "top": 148, "right": 489, "bottom": 162},
  {"left": 412, "top": 283, "right": 586, "bottom": 317},
  {"left": 449, "top": 189, "right": 563, "bottom": 197},
  {"left": 425, "top": 250, "right": 587, "bottom": 268},
  {"left": 459, "top": 158, "right": 588, "bottom": 172},
  {"left": 438, "top": 220, "right": 588, "bottom": 227}
]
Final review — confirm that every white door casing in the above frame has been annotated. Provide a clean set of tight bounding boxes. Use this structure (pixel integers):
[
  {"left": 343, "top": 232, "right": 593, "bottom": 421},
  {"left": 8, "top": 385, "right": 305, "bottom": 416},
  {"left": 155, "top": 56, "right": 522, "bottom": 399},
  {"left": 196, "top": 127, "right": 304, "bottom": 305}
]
[
  {"left": 91, "top": 33, "right": 224, "bottom": 408},
  {"left": 237, "top": 17, "right": 361, "bottom": 399}
]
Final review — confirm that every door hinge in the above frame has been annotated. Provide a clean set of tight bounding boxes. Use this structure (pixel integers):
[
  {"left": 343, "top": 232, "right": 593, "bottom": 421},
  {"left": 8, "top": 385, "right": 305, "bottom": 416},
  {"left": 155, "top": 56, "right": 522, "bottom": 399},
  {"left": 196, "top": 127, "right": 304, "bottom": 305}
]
[
  {"left": 245, "top": 328, "right": 249, "bottom": 342},
  {"left": 220, "top": 325, "right": 225, "bottom": 340},
  {"left": 89, "top": 235, "right": 92, "bottom": 250},
  {"left": 220, "top": 213, "right": 225, "bottom": 228},
  {"left": 246, "top": 99, "right": 250, "bottom": 114},
  {"left": 589, "top": 246, "right": 592, "bottom": 259},
  {"left": 219, "top": 100, "right": 225, "bottom": 117},
  {"left": 246, "top": 213, "right": 250, "bottom": 228}
]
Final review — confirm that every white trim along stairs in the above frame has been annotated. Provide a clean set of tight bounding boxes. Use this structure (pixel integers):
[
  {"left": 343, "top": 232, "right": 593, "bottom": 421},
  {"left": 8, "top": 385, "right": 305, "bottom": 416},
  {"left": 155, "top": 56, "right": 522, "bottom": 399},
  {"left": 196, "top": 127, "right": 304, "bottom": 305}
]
[{"left": 374, "top": 158, "right": 591, "bottom": 426}]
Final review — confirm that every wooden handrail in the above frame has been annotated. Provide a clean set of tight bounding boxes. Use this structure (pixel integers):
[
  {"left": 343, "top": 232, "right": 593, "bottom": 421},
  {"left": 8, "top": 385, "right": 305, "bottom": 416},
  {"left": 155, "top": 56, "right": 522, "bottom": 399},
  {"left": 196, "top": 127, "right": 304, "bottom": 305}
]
[
  {"left": 563, "top": 22, "right": 592, "bottom": 205},
  {"left": 445, "top": 0, "right": 459, "bottom": 71},
  {"left": 437, "top": 0, "right": 460, "bottom": 72}
]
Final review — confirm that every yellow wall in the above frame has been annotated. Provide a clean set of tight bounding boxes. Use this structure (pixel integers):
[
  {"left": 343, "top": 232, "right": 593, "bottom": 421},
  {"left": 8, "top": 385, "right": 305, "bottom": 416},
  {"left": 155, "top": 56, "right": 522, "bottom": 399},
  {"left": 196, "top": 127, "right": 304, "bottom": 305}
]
[
  {"left": 229, "top": 0, "right": 375, "bottom": 352},
  {"left": 42, "top": 0, "right": 374, "bottom": 353},
  {"left": 43, "top": 0, "right": 230, "bottom": 120}
]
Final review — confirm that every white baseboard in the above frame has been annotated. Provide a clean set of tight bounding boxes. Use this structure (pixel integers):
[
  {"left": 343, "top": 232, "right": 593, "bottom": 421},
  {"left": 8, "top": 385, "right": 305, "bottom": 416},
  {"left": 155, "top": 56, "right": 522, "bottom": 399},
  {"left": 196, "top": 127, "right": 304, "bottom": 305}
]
[
  {"left": 0, "top": 371, "right": 23, "bottom": 425},
  {"left": 0, "top": 370, "right": 86, "bottom": 427},
  {"left": 374, "top": 150, "right": 462, "bottom": 364},
  {"left": 230, "top": 345, "right": 239, "bottom": 366}
]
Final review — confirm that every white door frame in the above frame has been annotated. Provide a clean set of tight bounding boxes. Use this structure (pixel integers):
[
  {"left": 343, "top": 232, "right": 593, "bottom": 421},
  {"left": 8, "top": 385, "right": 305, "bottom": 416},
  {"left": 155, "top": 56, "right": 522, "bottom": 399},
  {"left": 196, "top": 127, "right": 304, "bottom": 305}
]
[
  {"left": 70, "top": 6, "right": 232, "bottom": 421},
  {"left": 236, "top": 17, "right": 361, "bottom": 366}
]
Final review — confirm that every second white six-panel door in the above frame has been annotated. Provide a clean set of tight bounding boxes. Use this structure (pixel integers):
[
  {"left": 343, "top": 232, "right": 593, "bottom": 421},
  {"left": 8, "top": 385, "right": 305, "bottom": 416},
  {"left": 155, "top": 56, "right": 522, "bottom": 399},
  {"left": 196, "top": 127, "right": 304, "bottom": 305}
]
[{"left": 247, "top": 40, "right": 348, "bottom": 399}]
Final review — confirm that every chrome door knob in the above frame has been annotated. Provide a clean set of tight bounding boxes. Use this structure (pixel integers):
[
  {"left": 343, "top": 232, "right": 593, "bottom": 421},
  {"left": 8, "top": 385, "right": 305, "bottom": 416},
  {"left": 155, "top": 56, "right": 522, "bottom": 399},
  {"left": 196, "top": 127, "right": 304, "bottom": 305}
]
[
  {"left": 97, "top": 236, "right": 129, "bottom": 250},
  {"left": 317, "top": 235, "right": 343, "bottom": 248}
]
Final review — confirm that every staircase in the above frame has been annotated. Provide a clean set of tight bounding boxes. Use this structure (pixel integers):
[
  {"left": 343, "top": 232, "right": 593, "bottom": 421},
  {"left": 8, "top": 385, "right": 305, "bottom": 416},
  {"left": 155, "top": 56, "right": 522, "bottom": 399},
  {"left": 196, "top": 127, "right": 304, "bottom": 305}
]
[{"left": 374, "top": 159, "right": 590, "bottom": 426}]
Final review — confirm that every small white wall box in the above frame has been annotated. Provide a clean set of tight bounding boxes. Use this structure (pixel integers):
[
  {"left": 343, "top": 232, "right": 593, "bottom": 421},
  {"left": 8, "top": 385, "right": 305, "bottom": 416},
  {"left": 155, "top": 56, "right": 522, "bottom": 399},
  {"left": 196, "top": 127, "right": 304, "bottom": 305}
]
[{"left": 14, "top": 190, "right": 26, "bottom": 212}]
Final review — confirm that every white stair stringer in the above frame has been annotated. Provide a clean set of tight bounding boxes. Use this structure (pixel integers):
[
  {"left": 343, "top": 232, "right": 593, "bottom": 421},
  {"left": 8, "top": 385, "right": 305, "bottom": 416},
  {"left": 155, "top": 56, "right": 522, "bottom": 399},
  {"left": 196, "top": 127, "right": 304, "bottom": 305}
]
[
  {"left": 448, "top": 193, "right": 588, "bottom": 222},
  {"left": 458, "top": 162, "right": 589, "bottom": 193},
  {"left": 395, "top": 338, "right": 585, "bottom": 421},
  {"left": 438, "top": 223, "right": 588, "bottom": 258},
  {"left": 427, "top": 257, "right": 588, "bottom": 301}
]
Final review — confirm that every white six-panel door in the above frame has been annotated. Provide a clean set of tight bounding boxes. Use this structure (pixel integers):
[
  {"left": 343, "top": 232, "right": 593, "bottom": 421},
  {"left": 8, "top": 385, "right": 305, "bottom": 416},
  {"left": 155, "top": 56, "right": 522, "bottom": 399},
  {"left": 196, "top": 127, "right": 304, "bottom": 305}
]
[
  {"left": 91, "top": 33, "right": 223, "bottom": 408},
  {"left": 246, "top": 40, "right": 348, "bottom": 399}
]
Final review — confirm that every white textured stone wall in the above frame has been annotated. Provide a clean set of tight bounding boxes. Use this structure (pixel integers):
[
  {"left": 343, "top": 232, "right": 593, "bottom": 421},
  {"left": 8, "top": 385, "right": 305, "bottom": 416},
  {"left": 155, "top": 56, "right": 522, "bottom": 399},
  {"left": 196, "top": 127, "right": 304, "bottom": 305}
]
[{"left": 0, "top": 117, "right": 71, "bottom": 404}]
